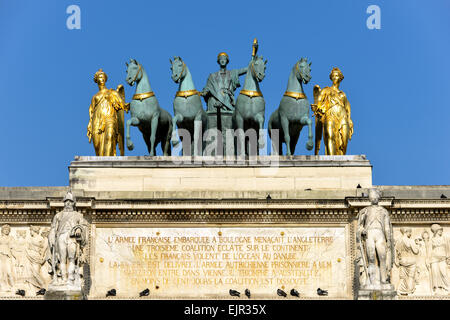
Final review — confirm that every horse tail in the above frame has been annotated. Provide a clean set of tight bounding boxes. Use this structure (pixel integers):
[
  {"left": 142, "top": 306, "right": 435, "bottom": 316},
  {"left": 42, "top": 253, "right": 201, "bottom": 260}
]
[
  {"left": 268, "top": 115, "right": 281, "bottom": 155},
  {"left": 314, "top": 117, "right": 322, "bottom": 155}
]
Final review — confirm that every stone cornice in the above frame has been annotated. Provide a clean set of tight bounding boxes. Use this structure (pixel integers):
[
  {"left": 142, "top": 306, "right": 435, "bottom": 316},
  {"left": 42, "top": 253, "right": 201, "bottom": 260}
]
[
  {"left": 70, "top": 155, "right": 372, "bottom": 168},
  {"left": 1, "top": 197, "right": 449, "bottom": 211}
]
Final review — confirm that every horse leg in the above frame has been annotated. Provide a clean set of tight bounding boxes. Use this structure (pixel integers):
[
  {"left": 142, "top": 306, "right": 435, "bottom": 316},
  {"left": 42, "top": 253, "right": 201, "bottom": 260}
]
[
  {"left": 149, "top": 113, "right": 160, "bottom": 157},
  {"left": 193, "top": 111, "right": 203, "bottom": 156},
  {"left": 280, "top": 115, "right": 291, "bottom": 156},
  {"left": 163, "top": 118, "right": 173, "bottom": 156},
  {"left": 268, "top": 117, "right": 277, "bottom": 155},
  {"left": 171, "top": 113, "right": 183, "bottom": 147},
  {"left": 301, "top": 116, "right": 314, "bottom": 151},
  {"left": 314, "top": 117, "right": 322, "bottom": 155},
  {"left": 255, "top": 113, "right": 265, "bottom": 150},
  {"left": 235, "top": 113, "right": 245, "bottom": 157},
  {"left": 142, "top": 130, "right": 151, "bottom": 155},
  {"left": 126, "top": 117, "right": 140, "bottom": 151},
  {"left": 290, "top": 126, "right": 300, "bottom": 155}
]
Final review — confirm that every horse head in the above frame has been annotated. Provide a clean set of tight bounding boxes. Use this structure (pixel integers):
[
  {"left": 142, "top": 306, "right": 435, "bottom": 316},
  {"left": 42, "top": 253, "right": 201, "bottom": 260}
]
[
  {"left": 126, "top": 59, "right": 142, "bottom": 86},
  {"left": 250, "top": 55, "right": 267, "bottom": 82},
  {"left": 296, "top": 57, "right": 312, "bottom": 84},
  {"left": 170, "top": 56, "right": 186, "bottom": 83}
]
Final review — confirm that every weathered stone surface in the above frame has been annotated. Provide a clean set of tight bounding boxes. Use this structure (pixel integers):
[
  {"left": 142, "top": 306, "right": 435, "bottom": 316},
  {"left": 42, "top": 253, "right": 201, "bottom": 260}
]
[
  {"left": 0, "top": 225, "right": 51, "bottom": 298},
  {"left": 0, "top": 187, "right": 68, "bottom": 200},
  {"left": 2, "top": 185, "right": 450, "bottom": 201},
  {"left": 357, "top": 287, "right": 397, "bottom": 300},
  {"left": 391, "top": 224, "right": 450, "bottom": 298},
  {"left": 44, "top": 289, "right": 85, "bottom": 300},
  {"left": 1, "top": 156, "right": 449, "bottom": 300},
  {"left": 69, "top": 155, "right": 372, "bottom": 196}
]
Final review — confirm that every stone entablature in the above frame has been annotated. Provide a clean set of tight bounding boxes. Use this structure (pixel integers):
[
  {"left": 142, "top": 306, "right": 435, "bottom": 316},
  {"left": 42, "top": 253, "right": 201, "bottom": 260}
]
[
  {"left": 69, "top": 155, "right": 372, "bottom": 194},
  {"left": 0, "top": 156, "right": 449, "bottom": 300},
  {"left": 0, "top": 186, "right": 449, "bottom": 299}
]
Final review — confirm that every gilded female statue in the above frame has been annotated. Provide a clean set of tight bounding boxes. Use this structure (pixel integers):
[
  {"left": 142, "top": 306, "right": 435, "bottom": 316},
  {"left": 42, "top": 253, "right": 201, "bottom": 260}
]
[
  {"left": 87, "top": 69, "right": 128, "bottom": 156},
  {"left": 312, "top": 67, "right": 353, "bottom": 155}
]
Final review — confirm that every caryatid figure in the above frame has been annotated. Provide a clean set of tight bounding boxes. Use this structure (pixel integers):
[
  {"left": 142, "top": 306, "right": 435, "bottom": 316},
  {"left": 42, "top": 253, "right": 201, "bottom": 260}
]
[
  {"left": 356, "top": 188, "right": 394, "bottom": 288},
  {"left": 48, "top": 191, "right": 88, "bottom": 287}
]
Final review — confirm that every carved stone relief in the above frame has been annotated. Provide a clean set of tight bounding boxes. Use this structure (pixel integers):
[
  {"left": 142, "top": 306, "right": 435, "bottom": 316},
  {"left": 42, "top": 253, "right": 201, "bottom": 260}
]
[
  {"left": 392, "top": 224, "right": 450, "bottom": 297},
  {"left": 0, "top": 224, "right": 51, "bottom": 297}
]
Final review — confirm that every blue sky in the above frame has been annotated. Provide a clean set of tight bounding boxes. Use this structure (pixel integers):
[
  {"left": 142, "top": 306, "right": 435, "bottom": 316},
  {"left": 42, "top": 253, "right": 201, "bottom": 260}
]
[{"left": 1, "top": 0, "right": 449, "bottom": 187}]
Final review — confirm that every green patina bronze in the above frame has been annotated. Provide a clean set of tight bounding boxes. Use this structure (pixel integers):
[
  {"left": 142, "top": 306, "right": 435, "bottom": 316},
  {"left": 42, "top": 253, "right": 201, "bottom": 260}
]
[
  {"left": 232, "top": 54, "right": 267, "bottom": 156},
  {"left": 202, "top": 54, "right": 247, "bottom": 113},
  {"left": 202, "top": 53, "right": 247, "bottom": 155},
  {"left": 170, "top": 57, "right": 207, "bottom": 156},
  {"left": 125, "top": 59, "right": 173, "bottom": 156},
  {"left": 268, "top": 58, "right": 314, "bottom": 155}
]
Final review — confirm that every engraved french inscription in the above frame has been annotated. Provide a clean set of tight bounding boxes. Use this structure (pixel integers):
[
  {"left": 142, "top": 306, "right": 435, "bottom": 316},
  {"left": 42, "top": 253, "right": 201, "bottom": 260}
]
[{"left": 93, "top": 227, "right": 349, "bottom": 298}]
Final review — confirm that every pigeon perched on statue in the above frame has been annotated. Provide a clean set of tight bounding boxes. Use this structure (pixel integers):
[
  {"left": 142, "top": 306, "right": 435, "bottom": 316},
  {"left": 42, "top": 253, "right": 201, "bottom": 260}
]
[
  {"left": 106, "top": 289, "right": 117, "bottom": 297},
  {"left": 290, "top": 289, "right": 300, "bottom": 297},
  {"left": 36, "top": 288, "right": 46, "bottom": 296},
  {"left": 277, "top": 289, "right": 287, "bottom": 297},
  {"left": 229, "top": 289, "right": 240, "bottom": 297},
  {"left": 317, "top": 288, "right": 328, "bottom": 296},
  {"left": 16, "top": 289, "right": 25, "bottom": 297},
  {"left": 139, "top": 288, "right": 150, "bottom": 297}
]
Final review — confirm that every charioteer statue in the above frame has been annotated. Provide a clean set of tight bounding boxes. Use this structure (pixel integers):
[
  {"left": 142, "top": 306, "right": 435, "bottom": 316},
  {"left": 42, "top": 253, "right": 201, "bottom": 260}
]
[{"left": 201, "top": 39, "right": 258, "bottom": 155}]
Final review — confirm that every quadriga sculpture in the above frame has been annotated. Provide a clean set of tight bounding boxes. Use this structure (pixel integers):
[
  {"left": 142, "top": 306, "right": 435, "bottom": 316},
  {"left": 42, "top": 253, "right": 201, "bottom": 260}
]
[
  {"left": 125, "top": 59, "right": 173, "bottom": 156},
  {"left": 170, "top": 57, "right": 207, "bottom": 156},
  {"left": 268, "top": 58, "right": 314, "bottom": 155},
  {"left": 233, "top": 39, "right": 267, "bottom": 156}
]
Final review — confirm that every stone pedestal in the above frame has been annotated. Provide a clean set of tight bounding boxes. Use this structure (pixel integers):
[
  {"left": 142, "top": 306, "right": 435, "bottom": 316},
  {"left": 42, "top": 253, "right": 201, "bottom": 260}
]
[
  {"left": 357, "top": 289, "right": 397, "bottom": 300},
  {"left": 1, "top": 154, "right": 449, "bottom": 300},
  {"left": 69, "top": 155, "right": 372, "bottom": 197},
  {"left": 44, "top": 281, "right": 86, "bottom": 300},
  {"left": 357, "top": 284, "right": 397, "bottom": 300},
  {"left": 44, "top": 289, "right": 85, "bottom": 300}
]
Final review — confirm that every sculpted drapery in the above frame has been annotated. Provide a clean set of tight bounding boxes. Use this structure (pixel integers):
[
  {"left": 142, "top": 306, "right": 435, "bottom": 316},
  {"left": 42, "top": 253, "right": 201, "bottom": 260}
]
[
  {"left": 87, "top": 69, "right": 128, "bottom": 156},
  {"left": 313, "top": 67, "right": 353, "bottom": 155}
]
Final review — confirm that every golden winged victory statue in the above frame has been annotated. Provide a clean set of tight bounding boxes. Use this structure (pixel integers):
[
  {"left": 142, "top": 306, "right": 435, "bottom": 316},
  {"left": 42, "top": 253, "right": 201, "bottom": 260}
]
[
  {"left": 312, "top": 67, "right": 353, "bottom": 155},
  {"left": 87, "top": 69, "right": 129, "bottom": 156}
]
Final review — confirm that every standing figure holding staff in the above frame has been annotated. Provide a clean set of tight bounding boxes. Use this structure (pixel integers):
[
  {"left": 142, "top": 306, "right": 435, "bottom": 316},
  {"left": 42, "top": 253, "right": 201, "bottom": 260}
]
[{"left": 356, "top": 188, "right": 394, "bottom": 289}]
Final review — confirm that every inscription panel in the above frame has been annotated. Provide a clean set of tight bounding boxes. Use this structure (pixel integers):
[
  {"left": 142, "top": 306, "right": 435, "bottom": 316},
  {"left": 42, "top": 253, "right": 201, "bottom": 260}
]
[{"left": 93, "top": 226, "right": 349, "bottom": 298}]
